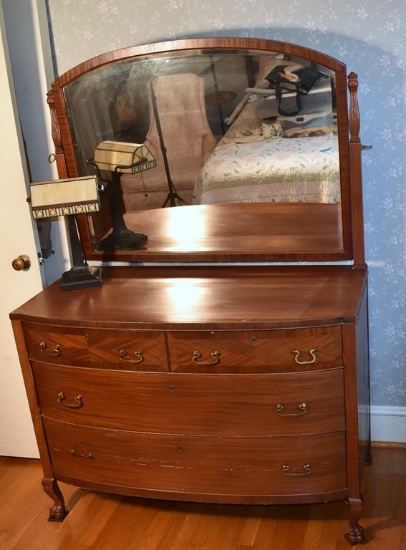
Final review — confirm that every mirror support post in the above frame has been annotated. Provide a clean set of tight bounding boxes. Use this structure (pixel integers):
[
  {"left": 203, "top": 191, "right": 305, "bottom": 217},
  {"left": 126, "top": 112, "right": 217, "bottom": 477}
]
[{"left": 348, "top": 72, "right": 365, "bottom": 267}]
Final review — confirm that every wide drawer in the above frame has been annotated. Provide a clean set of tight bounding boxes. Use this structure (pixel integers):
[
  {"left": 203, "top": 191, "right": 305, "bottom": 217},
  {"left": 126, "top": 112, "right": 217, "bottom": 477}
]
[
  {"left": 45, "top": 417, "right": 347, "bottom": 500},
  {"left": 167, "top": 326, "right": 342, "bottom": 373},
  {"left": 24, "top": 323, "right": 168, "bottom": 371},
  {"left": 33, "top": 363, "right": 345, "bottom": 436}
]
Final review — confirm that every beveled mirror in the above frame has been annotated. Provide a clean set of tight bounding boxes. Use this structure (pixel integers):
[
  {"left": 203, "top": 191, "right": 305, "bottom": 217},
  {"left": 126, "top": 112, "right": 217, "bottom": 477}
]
[{"left": 47, "top": 37, "right": 363, "bottom": 264}]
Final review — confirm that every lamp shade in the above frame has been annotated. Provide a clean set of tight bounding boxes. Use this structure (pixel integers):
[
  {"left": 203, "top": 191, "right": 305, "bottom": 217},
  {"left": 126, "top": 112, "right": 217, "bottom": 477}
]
[
  {"left": 93, "top": 141, "right": 157, "bottom": 174},
  {"left": 30, "top": 176, "right": 99, "bottom": 219}
]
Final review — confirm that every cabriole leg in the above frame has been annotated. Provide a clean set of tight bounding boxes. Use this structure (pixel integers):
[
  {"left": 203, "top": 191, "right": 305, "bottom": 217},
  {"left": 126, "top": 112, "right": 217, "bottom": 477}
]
[
  {"left": 42, "top": 477, "right": 68, "bottom": 521},
  {"left": 344, "top": 497, "right": 366, "bottom": 545}
]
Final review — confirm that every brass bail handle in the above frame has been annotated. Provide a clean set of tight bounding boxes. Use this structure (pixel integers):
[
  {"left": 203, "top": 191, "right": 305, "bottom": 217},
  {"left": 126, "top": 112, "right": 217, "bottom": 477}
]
[
  {"left": 119, "top": 348, "right": 144, "bottom": 364},
  {"left": 40, "top": 341, "right": 61, "bottom": 357},
  {"left": 192, "top": 350, "right": 221, "bottom": 366},
  {"left": 276, "top": 402, "right": 307, "bottom": 417},
  {"left": 58, "top": 392, "right": 83, "bottom": 409},
  {"left": 292, "top": 348, "right": 317, "bottom": 365},
  {"left": 282, "top": 463, "right": 312, "bottom": 477}
]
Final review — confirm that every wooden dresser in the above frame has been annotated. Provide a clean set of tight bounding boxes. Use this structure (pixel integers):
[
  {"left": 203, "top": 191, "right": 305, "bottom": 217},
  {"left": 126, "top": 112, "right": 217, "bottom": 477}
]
[
  {"left": 11, "top": 265, "right": 370, "bottom": 545},
  {"left": 11, "top": 37, "right": 370, "bottom": 545}
]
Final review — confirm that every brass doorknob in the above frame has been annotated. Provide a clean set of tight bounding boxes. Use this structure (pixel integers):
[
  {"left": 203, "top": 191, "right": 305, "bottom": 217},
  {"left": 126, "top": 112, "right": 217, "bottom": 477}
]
[{"left": 12, "top": 255, "right": 31, "bottom": 271}]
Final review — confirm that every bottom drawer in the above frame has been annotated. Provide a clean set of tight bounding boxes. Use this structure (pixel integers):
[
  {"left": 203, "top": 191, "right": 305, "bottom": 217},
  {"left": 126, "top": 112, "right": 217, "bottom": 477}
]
[{"left": 45, "top": 418, "right": 347, "bottom": 500}]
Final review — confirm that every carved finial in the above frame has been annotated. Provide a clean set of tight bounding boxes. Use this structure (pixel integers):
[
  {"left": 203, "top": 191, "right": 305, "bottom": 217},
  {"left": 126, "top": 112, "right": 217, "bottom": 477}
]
[
  {"left": 47, "top": 89, "right": 62, "bottom": 152},
  {"left": 348, "top": 72, "right": 360, "bottom": 142}
]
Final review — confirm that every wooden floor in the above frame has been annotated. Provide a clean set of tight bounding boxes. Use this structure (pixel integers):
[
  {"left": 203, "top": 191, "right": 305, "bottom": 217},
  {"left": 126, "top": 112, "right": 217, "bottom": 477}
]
[{"left": 0, "top": 446, "right": 404, "bottom": 549}]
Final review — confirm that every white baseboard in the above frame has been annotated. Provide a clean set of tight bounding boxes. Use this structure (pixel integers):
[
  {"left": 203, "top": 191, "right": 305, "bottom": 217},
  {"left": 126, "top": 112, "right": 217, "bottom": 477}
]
[{"left": 371, "top": 405, "right": 406, "bottom": 443}]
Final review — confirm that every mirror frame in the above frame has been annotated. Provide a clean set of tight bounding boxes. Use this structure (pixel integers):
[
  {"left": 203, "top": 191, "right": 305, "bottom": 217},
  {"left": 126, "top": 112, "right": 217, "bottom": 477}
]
[{"left": 47, "top": 37, "right": 364, "bottom": 265}]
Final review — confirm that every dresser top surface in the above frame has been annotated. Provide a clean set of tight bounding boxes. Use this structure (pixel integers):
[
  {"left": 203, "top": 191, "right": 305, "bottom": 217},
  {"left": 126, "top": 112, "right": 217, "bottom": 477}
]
[{"left": 10, "top": 265, "right": 367, "bottom": 330}]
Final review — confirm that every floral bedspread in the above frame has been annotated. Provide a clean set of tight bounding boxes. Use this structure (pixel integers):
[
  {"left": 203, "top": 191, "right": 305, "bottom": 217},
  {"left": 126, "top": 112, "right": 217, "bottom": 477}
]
[
  {"left": 195, "top": 131, "right": 340, "bottom": 204},
  {"left": 195, "top": 93, "right": 340, "bottom": 205}
]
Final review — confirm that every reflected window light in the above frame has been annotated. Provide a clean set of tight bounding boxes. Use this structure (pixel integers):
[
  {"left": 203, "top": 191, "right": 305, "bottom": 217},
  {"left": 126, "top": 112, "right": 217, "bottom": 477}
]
[
  {"left": 166, "top": 278, "right": 207, "bottom": 314},
  {"left": 166, "top": 207, "right": 207, "bottom": 250}
]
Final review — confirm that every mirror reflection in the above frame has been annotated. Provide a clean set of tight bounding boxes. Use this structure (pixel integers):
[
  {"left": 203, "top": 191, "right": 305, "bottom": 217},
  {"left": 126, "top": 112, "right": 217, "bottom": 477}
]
[{"left": 63, "top": 49, "right": 339, "bottom": 248}]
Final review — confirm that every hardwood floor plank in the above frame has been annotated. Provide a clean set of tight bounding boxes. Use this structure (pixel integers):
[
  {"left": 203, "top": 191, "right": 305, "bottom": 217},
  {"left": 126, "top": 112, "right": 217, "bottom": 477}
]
[
  {"left": 236, "top": 506, "right": 264, "bottom": 547},
  {"left": 0, "top": 447, "right": 405, "bottom": 549}
]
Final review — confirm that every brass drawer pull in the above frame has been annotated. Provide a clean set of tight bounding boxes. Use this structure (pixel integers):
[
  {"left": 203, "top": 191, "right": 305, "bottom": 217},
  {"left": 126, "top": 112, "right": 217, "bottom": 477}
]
[
  {"left": 292, "top": 348, "right": 317, "bottom": 365},
  {"left": 282, "top": 463, "right": 312, "bottom": 476},
  {"left": 119, "top": 348, "right": 144, "bottom": 364},
  {"left": 39, "top": 341, "right": 61, "bottom": 357},
  {"left": 69, "top": 449, "right": 93, "bottom": 459},
  {"left": 58, "top": 392, "right": 83, "bottom": 409},
  {"left": 192, "top": 350, "right": 221, "bottom": 366},
  {"left": 276, "top": 402, "right": 307, "bottom": 417}
]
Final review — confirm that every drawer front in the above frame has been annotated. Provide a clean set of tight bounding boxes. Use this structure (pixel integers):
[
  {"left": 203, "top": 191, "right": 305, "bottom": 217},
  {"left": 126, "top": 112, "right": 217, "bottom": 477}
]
[
  {"left": 24, "top": 323, "right": 90, "bottom": 366},
  {"left": 33, "top": 363, "right": 345, "bottom": 435},
  {"left": 24, "top": 323, "right": 168, "bottom": 371},
  {"left": 88, "top": 329, "right": 168, "bottom": 371},
  {"left": 167, "top": 326, "right": 342, "bottom": 373},
  {"left": 45, "top": 418, "right": 347, "bottom": 499}
]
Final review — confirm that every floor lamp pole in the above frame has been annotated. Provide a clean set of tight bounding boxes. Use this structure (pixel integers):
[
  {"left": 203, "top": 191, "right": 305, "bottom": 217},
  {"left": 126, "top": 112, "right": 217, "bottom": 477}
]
[{"left": 150, "top": 81, "right": 187, "bottom": 207}]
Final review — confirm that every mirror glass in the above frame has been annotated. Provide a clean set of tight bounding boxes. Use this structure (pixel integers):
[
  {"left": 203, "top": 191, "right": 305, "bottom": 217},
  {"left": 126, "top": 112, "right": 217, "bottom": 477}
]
[{"left": 52, "top": 39, "right": 351, "bottom": 262}]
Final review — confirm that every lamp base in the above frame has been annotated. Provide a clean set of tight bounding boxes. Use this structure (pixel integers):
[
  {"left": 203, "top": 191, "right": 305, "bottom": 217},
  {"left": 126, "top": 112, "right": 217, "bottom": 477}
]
[
  {"left": 60, "top": 264, "right": 102, "bottom": 290},
  {"left": 97, "top": 226, "right": 148, "bottom": 251}
]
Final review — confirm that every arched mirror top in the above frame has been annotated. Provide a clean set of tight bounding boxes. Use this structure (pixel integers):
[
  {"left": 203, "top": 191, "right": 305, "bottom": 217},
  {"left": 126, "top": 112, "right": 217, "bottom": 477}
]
[{"left": 47, "top": 37, "right": 363, "bottom": 264}]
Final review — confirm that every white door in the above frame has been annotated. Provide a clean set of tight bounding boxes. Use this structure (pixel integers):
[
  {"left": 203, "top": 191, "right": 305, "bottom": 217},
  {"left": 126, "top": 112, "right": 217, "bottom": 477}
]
[{"left": 0, "top": 17, "right": 42, "bottom": 457}]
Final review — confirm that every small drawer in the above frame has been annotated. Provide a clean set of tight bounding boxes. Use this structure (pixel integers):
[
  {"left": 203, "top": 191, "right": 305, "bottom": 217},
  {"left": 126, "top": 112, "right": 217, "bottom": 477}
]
[
  {"left": 88, "top": 329, "right": 168, "bottom": 371},
  {"left": 167, "top": 326, "right": 342, "bottom": 373},
  {"left": 24, "top": 323, "right": 168, "bottom": 371},
  {"left": 33, "top": 363, "right": 344, "bottom": 436},
  {"left": 24, "top": 323, "right": 90, "bottom": 366},
  {"left": 45, "top": 418, "right": 347, "bottom": 501}
]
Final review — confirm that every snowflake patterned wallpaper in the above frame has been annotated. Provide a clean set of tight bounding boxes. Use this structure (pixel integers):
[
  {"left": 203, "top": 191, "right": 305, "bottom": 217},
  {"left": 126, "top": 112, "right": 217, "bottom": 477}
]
[{"left": 46, "top": 0, "right": 406, "bottom": 408}]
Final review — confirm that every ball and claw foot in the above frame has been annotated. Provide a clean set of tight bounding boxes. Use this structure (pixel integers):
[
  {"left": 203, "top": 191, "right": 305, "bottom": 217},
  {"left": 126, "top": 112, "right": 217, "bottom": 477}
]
[
  {"left": 48, "top": 504, "right": 68, "bottom": 522},
  {"left": 344, "top": 524, "right": 366, "bottom": 546}
]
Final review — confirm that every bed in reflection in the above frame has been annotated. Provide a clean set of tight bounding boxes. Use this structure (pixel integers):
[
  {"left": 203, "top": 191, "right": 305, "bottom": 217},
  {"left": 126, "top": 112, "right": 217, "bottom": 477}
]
[
  {"left": 117, "top": 54, "right": 340, "bottom": 212},
  {"left": 195, "top": 110, "right": 339, "bottom": 206}
]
